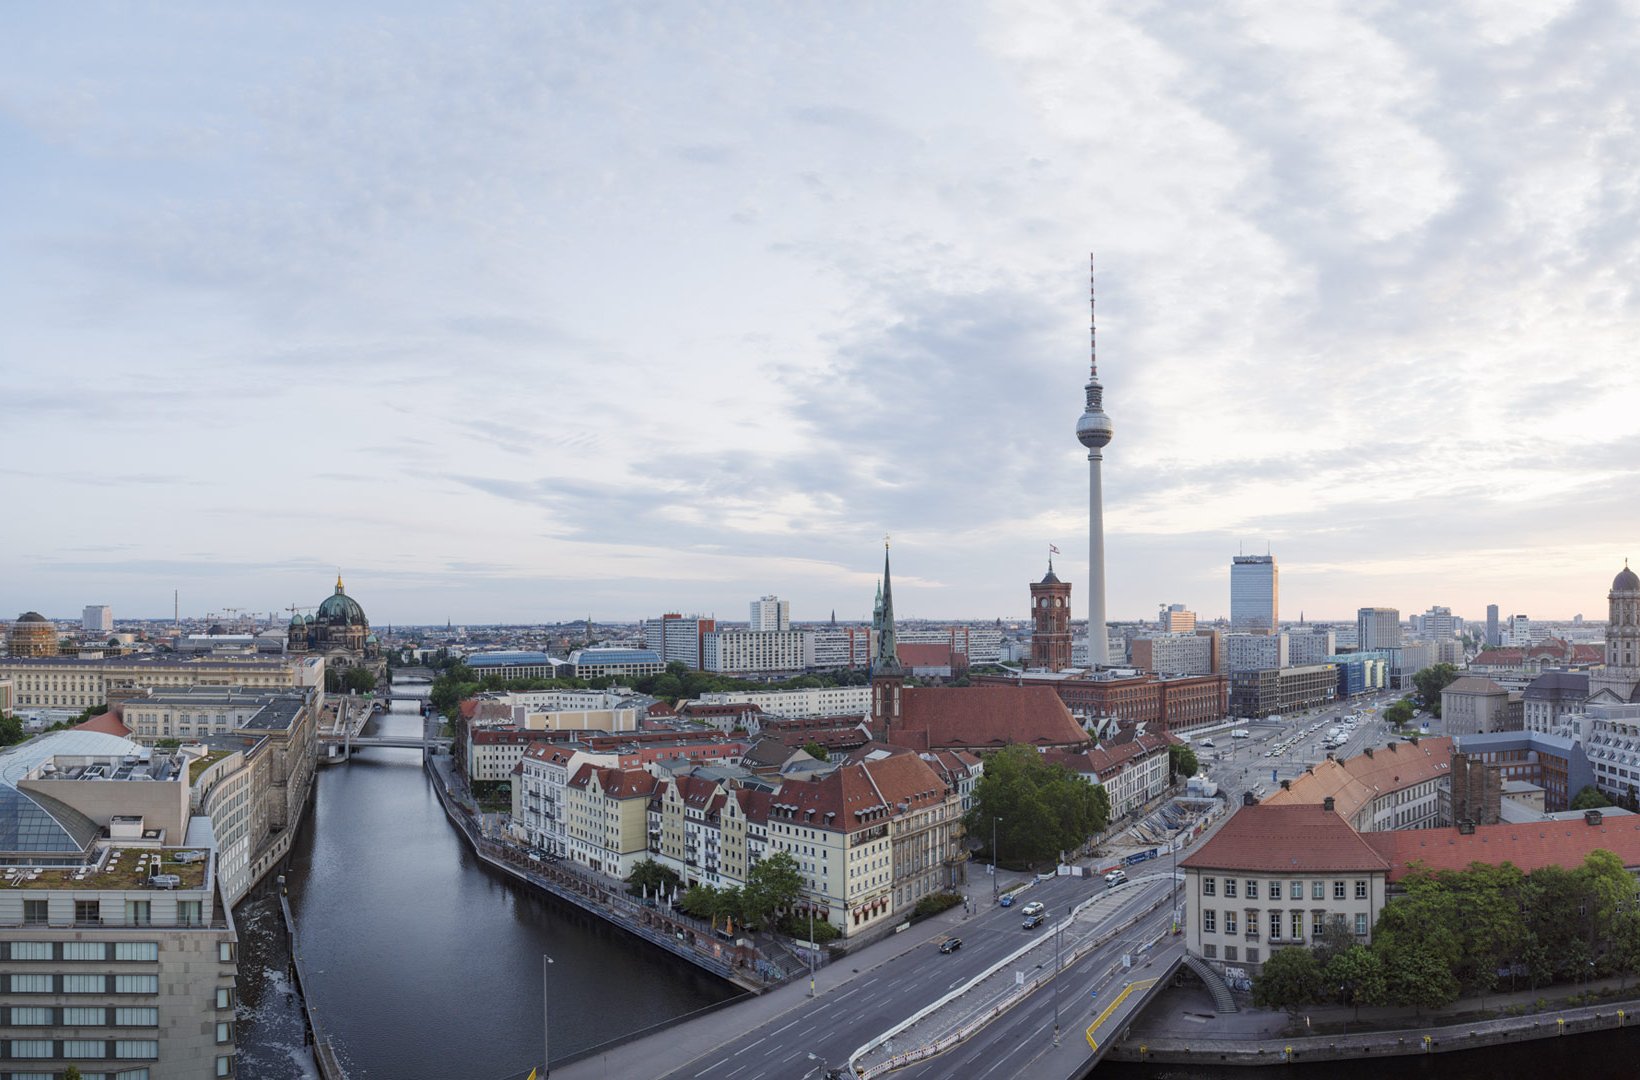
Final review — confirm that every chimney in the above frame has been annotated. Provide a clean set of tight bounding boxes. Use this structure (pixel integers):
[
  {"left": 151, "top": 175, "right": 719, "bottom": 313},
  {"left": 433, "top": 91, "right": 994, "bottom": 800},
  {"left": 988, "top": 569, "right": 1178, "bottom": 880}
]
[
  {"left": 1363, "top": 747, "right": 1373, "bottom": 759},
  {"left": 1280, "top": 779, "right": 1291, "bottom": 791},
  {"left": 1323, "top": 796, "right": 1336, "bottom": 812},
  {"left": 1458, "top": 820, "right": 1476, "bottom": 835},
  {"left": 1242, "top": 791, "right": 1256, "bottom": 806},
  {"left": 1586, "top": 809, "right": 1604, "bottom": 827}
]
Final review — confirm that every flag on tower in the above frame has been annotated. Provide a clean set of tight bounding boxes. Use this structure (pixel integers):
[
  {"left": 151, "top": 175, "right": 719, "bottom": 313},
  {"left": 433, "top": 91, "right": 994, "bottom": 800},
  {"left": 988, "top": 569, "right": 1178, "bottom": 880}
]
[{"left": 1049, "top": 544, "right": 1061, "bottom": 554}]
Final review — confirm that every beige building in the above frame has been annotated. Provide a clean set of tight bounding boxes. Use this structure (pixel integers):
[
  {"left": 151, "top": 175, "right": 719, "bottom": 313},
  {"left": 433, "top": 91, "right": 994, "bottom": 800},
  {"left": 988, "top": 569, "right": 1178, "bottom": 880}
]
[
  {"left": 0, "top": 654, "right": 324, "bottom": 711},
  {"left": 1181, "top": 802, "right": 1390, "bottom": 975},
  {"left": 564, "top": 764, "right": 658, "bottom": 878},
  {"left": 1442, "top": 676, "right": 1515, "bottom": 735},
  {"left": 0, "top": 730, "right": 241, "bottom": 1077},
  {"left": 6, "top": 611, "right": 59, "bottom": 657}
]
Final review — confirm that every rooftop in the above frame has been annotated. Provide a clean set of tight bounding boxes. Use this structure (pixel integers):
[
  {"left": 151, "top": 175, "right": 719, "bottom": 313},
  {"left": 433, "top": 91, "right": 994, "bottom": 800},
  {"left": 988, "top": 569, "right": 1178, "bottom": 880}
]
[{"left": 1179, "top": 803, "right": 1391, "bottom": 874}]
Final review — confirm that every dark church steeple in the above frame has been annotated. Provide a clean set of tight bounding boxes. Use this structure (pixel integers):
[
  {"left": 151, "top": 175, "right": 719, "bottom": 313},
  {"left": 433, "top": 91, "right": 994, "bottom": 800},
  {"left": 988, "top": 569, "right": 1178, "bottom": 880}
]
[{"left": 870, "top": 540, "right": 905, "bottom": 740}]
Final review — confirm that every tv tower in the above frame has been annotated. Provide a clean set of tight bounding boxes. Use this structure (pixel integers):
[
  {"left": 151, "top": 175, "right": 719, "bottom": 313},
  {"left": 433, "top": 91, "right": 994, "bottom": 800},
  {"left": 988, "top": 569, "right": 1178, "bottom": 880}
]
[{"left": 1075, "top": 255, "right": 1114, "bottom": 667}]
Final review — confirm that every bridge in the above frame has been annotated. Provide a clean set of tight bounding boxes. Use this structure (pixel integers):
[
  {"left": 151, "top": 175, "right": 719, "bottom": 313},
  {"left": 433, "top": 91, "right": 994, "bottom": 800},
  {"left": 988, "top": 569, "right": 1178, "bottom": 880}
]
[{"left": 344, "top": 735, "right": 452, "bottom": 750}]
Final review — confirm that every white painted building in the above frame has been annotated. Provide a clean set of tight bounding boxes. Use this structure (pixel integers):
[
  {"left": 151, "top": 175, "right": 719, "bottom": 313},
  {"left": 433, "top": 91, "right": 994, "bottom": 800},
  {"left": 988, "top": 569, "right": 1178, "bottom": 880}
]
[{"left": 701, "top": 630, "right": 815, "bottom": 675}]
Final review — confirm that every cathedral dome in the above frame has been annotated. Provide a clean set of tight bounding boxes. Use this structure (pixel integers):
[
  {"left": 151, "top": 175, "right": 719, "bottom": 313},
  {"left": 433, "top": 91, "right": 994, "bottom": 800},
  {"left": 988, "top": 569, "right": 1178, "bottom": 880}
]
[
  {"left": 316, "top": 575, "right": 367, "bottom": 626},
  {"left": 1615, "top": 565, "right": 1640, "bottom": 593}
]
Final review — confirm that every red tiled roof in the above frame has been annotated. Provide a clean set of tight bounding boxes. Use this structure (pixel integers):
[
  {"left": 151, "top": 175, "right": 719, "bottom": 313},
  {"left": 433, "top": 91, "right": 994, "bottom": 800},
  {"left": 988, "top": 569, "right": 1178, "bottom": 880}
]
[
  {"left": 1363, "top": 817, "right": 1640, "bottom": 882},
  {"left": 1263, "top": 738, "right": 1453, "bottom": 823},
  {"left": 768, "top": 754, "right": 950, "bottom": 834},
  {"left": 567, "top": 763, "right": 656, "bottom": 799},
  {"left": 75, "top": 712, "right": 131, "bottom": 737},
  {"left": 899, "top": 643, "right": 954, "bottom": 667},
  {"left": 1179, "top": 804, "right": 1391, "bottom": 873},
  {"left": 890, "top": 686, "right": 1089, "bottom": 752}
]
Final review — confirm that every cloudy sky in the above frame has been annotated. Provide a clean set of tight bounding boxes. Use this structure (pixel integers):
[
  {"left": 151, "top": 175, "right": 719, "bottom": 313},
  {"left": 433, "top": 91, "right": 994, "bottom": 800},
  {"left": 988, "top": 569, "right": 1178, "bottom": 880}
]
[{"left": 4, "top": 1, "right": 1638, "bottom": 627}]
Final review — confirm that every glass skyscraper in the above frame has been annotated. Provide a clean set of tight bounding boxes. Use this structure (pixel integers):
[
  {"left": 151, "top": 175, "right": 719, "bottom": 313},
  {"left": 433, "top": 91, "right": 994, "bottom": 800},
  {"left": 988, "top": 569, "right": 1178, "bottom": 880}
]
[{"left": 1231, "top": 554, "right": 1279, "bottom": 632}]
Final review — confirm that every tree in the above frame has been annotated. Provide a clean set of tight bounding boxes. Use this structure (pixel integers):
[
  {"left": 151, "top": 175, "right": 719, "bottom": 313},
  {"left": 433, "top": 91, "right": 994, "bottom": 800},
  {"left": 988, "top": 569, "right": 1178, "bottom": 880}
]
[
  {"left": 0, "top": 714, "right": 23, "bottom": 746},
  {"left": 965, "top": 745, "right": 1110, "bottom": 867},
  {"left": 801, "top": 742, "right": 829, "bottom": 762},
  {"left": 1324, "top": 945, "right": 1385, "bottom": 1021},
  {"left": 341, "top": 666, "right": 378, "bottom": 694},
  {"left": 1383, "top": 699, "right": 1415, "bottom": 728},
  {"left": 742, "top": 852, "right": 803, "bottom": 928},
  {"left": 63, "top": 1068, "right": 82, "bottom": 1080},
  {"left": 1571, "top": 785, "right": 1613, "bottom": 811},
  {"left": 1252, "top": 947, "right": 1323, "bottom": 1014},
  {"left": 1381, "top": 943, "right": 1459, "bottom": 1015},
  {"left": 625, "top": 858, "right": 682, "bottom": 899},
  {"left": 1167, "top": 743, "right": 1198, "bottom": 781},
  {"left": 1411, "top": 664, "right": 1460, "bottom": 717}
]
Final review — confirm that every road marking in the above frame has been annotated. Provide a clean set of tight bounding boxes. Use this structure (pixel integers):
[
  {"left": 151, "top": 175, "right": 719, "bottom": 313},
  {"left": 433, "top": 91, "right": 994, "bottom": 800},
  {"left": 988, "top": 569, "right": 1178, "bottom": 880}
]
[
  {"left": 696, "top": 1058, "right": 729, "bottom": 1077},
  {"left": 733, "top": 1037, "right": 767, "bottom": 1055},
  {"left": 771, "top": 1018, "right": 800, "bottom": 1035}
]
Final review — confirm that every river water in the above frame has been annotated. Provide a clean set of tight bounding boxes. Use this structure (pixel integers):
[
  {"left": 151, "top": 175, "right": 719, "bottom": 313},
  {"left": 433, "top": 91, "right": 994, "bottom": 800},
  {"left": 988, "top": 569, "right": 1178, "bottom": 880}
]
[{"left": 235, "top": 687, "right": 738, "bottom": 1080}]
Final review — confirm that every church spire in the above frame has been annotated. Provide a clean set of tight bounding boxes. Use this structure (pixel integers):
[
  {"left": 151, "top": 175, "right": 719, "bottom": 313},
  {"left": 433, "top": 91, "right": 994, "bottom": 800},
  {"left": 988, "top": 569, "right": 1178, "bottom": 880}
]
[
  {"left": 335, "top": 571, "right": 345, "bottom": 594},
  {"left": 874, "top": 540, "right": 903, "bottom": 676}
]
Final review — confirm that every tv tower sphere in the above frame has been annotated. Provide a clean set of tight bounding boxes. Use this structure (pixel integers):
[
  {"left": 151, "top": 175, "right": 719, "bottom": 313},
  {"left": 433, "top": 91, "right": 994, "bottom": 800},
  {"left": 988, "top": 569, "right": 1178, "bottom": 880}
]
[{"left": 1076, "top": 395, "right": 1113, "bottom": 449}]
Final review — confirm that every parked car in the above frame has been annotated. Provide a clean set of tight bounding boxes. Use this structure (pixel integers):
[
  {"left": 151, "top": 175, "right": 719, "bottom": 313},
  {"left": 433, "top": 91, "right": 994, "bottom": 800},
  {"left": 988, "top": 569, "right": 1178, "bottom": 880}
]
[
  {"left": 939, "top": 937, "right": 962, "bottom": 954},
  {"left": 999, "top": 893, "right": 1014, "bottom": 907},
  {"left": 1022, "top": 912, "right": 1045, "bottom": 930}
]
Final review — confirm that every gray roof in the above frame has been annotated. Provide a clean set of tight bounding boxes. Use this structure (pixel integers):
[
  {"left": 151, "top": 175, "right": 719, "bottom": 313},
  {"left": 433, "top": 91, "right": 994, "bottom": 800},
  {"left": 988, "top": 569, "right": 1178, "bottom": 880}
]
[
  {"left": 1524, "top": 671, "right": 1590, "bottom": 698},
  {"left": 0, "top": 731, "right": 145, "bottom": 855}
]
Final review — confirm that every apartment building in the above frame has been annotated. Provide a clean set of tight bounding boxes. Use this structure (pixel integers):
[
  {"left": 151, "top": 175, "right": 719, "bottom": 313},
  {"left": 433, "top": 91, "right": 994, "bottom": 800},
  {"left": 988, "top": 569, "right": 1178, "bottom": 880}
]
[
  {"left": 701, "top": 631, "right": 814, "bottom": 676},
  {"left": 1045, "top": 730, "right": 1172, "bottom": 820},
  {"left": 1262, "top": 738, "right": 1451, "bottom": 832},
  {"left": 696, "top": 685, "right": 872, "bottom": 721}
]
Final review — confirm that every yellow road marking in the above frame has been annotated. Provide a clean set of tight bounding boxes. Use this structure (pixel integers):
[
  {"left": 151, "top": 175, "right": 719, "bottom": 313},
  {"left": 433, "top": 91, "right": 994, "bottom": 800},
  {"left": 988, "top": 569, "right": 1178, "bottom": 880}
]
[{"left": 1086, "top": 977, "right": 1158, "bottom": 1051}]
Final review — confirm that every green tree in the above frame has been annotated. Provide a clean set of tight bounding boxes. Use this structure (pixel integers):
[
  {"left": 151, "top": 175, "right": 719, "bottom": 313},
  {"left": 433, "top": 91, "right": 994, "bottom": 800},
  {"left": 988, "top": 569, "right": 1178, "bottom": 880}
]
[
  {"left": 625, "top": 858, "right": 682, "bottom": 899},
  {"left": 1324, "top": 945, "right": 1385, "bottom": 1020},
  {"left": 1381, "top": 943, "right": 1459, "bottom": 1015},
  {"left": 0, "top": 714, "right": 23, "bottom": 746},
  {"left": 63, "top": 1068, "right": 83, "bottom": 1080},
  {"left": 1168, "top": 743, "right": 1199, "bottom": 781},
  {"left": 1252, "top": 947, "right": 1323, "bottom": 1014},
  {"left": 801, "top": 741, "right": 829, "bottom": 762},
  {"left": 1383, "top": 699, "right": 1415, "bottom": 728},
  {"left": 965, "top": 745, "right": 1110, "bottom": 867},
  {"left": 1571, "top": 785, "right": 1613, "bottom": 811},
  {"left": 341, "top": 666, "right": 378, "bottom": 694},
  {"left": 742, "top": 851, "right": 803, "bottom": 928},
  {"left": 1411, "top": 664, "right": 1460, "bottom": 716}
]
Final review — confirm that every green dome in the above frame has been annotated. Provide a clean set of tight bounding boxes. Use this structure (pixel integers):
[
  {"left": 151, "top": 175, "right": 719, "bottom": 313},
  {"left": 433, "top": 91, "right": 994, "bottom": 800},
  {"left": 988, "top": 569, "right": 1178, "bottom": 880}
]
[{"left": 316, "top": 577, "right": 367, "bottom": 626}]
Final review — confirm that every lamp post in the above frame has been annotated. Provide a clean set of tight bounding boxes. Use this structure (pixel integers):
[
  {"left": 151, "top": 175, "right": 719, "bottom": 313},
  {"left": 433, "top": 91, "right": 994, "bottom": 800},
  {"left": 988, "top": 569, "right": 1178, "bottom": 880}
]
[
  {"left": 542, "top": 954, "right": 555, "bottom": 1078},
  {"left": 809, "top": 906, "right": 816, "bottom": 999},
  {"left": 992, "top": 817, "right": 1002, "bottom": 902},
  {"left": 1052, "top": 911, "right": 1063, "bottom": 1045}
]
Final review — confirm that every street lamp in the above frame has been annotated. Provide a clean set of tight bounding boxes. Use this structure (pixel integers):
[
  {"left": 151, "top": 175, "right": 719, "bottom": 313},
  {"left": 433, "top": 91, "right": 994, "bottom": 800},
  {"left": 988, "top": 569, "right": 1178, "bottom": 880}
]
[
  {"left": 542, "top": 954, "right": 555, "bottom": 1078},
  {"left": 1052, "top": 910, "right": 1063, "bottom": 1045},
  {"left": 992, "top": 817, "right": 1002, "bottom": 902},
  {"left": 809, "top": 906, "right": 816, "bottom": 999}
]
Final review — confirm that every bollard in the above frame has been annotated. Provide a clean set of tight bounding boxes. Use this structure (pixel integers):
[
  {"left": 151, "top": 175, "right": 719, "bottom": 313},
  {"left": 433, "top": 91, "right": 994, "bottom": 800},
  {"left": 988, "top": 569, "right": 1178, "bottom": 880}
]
[
  {"left": 1621, "top": 1010, "right": 1627, "bottom": 1027},
  {"left": 1422, "top": 1035, "right": 1431, "bottom": 1053},
  {"left": 1558, "top": 1018, "right": 1565, "bottom": 1035}
]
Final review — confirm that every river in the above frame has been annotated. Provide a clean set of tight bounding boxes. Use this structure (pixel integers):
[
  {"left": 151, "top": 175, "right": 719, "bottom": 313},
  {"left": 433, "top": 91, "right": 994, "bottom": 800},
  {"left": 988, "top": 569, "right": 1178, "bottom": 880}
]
[{"left": 234, "top": 686, "right": 738, "bottom": 1079}]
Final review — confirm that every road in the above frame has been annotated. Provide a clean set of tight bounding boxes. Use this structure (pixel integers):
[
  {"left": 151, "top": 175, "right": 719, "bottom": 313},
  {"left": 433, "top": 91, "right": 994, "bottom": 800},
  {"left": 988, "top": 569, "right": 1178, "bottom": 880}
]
[{"left": 652, "top": 873, "right": 1164, "bottom": 1080}]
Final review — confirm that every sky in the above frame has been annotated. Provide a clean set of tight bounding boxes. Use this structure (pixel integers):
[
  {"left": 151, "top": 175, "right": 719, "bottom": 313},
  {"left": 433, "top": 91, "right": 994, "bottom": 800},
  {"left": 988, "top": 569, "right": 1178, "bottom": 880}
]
[{"left": 3, "top": 1, "right": 1639, "bottom": 627}]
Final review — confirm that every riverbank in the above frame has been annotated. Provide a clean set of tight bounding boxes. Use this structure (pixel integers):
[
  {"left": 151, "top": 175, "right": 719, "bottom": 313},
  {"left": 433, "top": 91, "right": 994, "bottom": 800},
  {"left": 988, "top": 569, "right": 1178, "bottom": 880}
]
[
  {"left": 1109, "top": 975, "right": 1640, "bottom": 1064},
  {"left": 422, "top": 751, "right": 783, "bottom": 993}
]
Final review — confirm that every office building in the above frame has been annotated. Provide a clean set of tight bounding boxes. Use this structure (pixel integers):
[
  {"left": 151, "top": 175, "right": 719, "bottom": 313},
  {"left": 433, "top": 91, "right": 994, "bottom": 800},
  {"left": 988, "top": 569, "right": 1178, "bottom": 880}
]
[
  {"left": 1356, "top": 607, "right": 1401, "bottom": 651},
  {"left": 1075, "top": 256, "right": 1115, "bottom": 666},
  {"left": 700, "top": 631, "right": 813, "bottom": 675},
  {"left": 1224, "top": 633, "right": 1288, "bottom": 672},
  {"left": 1415, "top": 605, "right": 1457, "bottom": 641},
  {"left": 1158, "top": 604, "right": 1196, "bottom": 633},
  {"left": 748, "top": 596, "right": 791, "bottom": 633},
  {"left": 643, "top": 614, "right": 717, "bottom": 670},
  {"left": 1130, "top": 633, "right": 1215, "bottom": 676},
  {"left": 1229, "top": 663, "right": 1338, "bottom": 717},
  {"left": 1287, "top": 629, "right": 1335, "bottom": 666},
  {"left": 1230, "top": 555, "right": 1279, "bottom": 632},
  {"left": 1486, "top": 604, "right": 1501, "bottom": 648},
  {"left": 83, "top": 605, "right": 114, "bottom": 634}
]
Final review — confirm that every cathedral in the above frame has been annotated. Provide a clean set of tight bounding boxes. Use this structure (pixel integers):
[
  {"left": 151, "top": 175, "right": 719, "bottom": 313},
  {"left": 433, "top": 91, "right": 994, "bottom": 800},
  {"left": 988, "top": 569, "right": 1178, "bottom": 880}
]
[
  {"left": 1590, "top": 562, "right": 1640, "bottom": 704},
  {"left": 288, "top": 574, "right": 383, "bottom": 674}
]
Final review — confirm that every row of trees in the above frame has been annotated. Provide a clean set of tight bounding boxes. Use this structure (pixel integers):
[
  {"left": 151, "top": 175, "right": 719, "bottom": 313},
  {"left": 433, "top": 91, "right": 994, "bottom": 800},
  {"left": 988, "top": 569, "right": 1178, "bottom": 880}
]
[
  {"left": 965, "top": 745, "right": 1110, "bottom": 868},
  {"left": 627, "top": 852, "right": 807, "bottom": 936},
  {"left": 1255, "top": 852, "right": 1640, "bottom": 1015}
]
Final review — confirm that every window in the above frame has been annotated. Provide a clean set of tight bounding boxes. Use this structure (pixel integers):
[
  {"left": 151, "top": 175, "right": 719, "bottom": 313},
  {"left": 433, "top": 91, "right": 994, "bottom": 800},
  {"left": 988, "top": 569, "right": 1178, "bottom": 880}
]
[
  {"left": 1245, "top": 880, "right": 1258, "bottom": 899},
  {"left": 10, "top": 941, "right": 51, "bottom": 961},
  {"left": 1203, "top": 942, "right": 1217, "bottom": 958},
  {"left": 1292, "top": 911, "right": 1304, "bottom": 940},
  {"left": 1224, "top": 879, "right": 1238, "bottom": 898},
  {"left": 115, "top": 1008, "right": 158, "bottom": 1027},
  {"left": 9, "top": 974, "right": 52, "bottom": 993},
  {"left": 1269, "top": 911, "right": 1282, "bottom": 939},
  {"left": 216, "top": 1020, "right": 234, "bottom": 1043},
  {"left": 1203, "top": 909, "right": 1216, "bottom": 933},
  {"left": 1202, "top": 876, "right": 1216, "bottom": 897},
  {"left": 218, "top": 941, "right": 236, "bottom": 963},
  {"left": 114, "top": 975, "right": 158, "bottom": 994},
  {"left": 23, "top": 899, "right": 49, "bottom": 925},
  {"left": 125, "top": 900, "right": 151, "bottom": 926},
  {"left": 1355, "top": 880, "right": 1368, "bottom": 900},
  {"left": 9, "top": 1040, "right": 54, "bottom": 1058},
  {"left": 9, "top": 1007, "right": 52, "bottom": 1025},
  {"left": 117, "top": 1069, "right": 153, "bottom": 1080},
  {"left": 1290, "top": 880, "right": 1303, "bottom": 900},
  {"left": 115, "top": 942, "right": 158, "bottom": 962},
  {"left": 179, "top": 900, "right": 203, "bottom": 926},
  {"left": 1225, "top": 912, "right": 1238, "bottom": 935},
  {"left": 65, "top": 974, "right": 108, "bottom": 993},
  {"left": 1246, "top": 947, "right": 1260, "bottom": 963},
  {"left": 1355, "top": 913, "right": 1369, "bottom": 936},
  {"left": 65, "top": 941, "right": 106, "bottom": 961},
  {"left": 65, "top": 1007, "right": 107, "bottom": 1025},
  {"left": 115, "top": 1040, "right": 160, "bottom": 1059},
  {"left": 1224, "top": 945, "right": 1238, "bottom": 961},
  {"left": 1333, "top": 880, "right": 1346, "bottom": 900},
  {"left": 77, "top": 899, "right": 102, "bottom": 924},
  {"left": 1312, "top": 881, "right": 1325, "bottom": 900},
  {"left": 217, "top": 1055, "right": 236, "bottom": 1077},
  {"left": 64, "top": 1039, "right": 106, "bottom": 1057}
]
